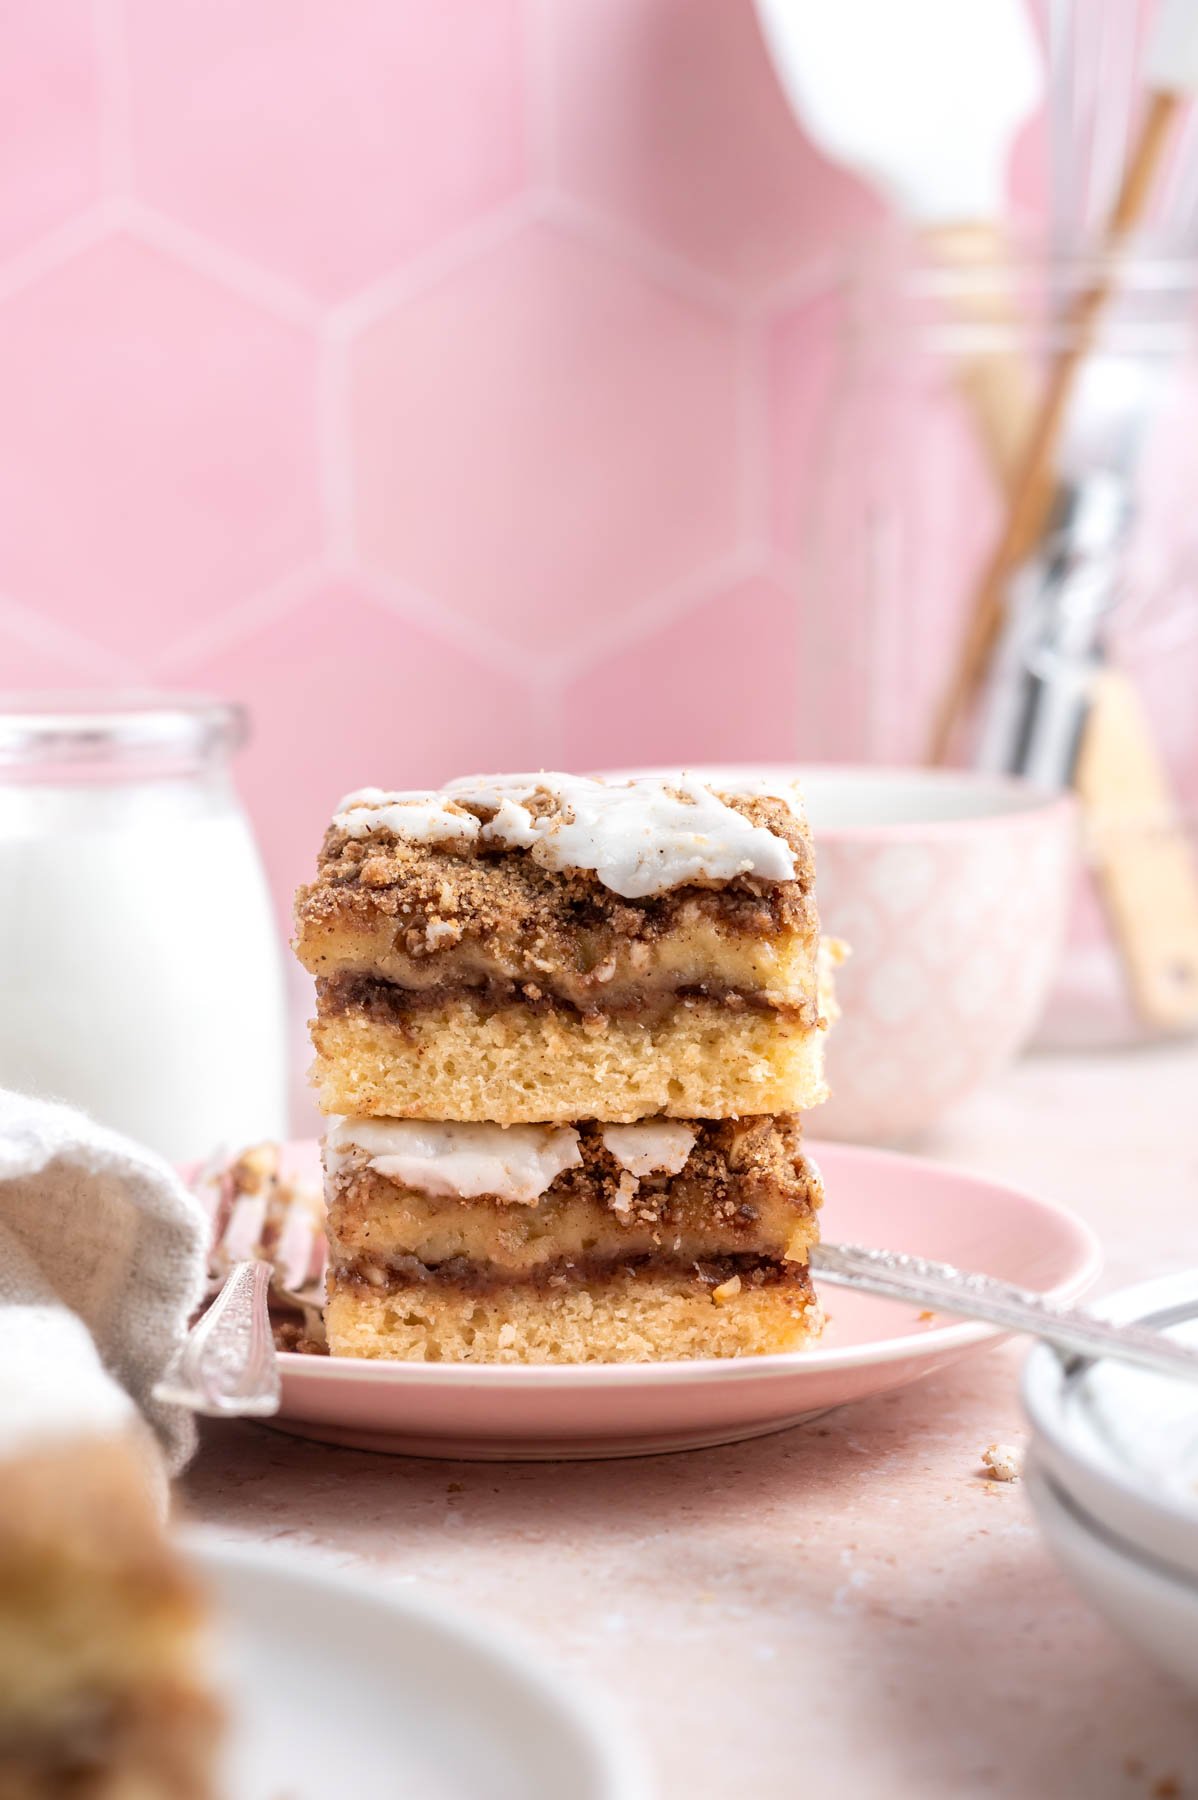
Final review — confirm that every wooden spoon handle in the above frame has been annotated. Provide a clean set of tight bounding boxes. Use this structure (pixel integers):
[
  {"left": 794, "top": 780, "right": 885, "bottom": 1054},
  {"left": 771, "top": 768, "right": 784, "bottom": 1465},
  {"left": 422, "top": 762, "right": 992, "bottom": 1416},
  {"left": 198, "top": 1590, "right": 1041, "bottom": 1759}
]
[{"left": 1074, "top": 669, "right": 1198, "bottom": 1030}]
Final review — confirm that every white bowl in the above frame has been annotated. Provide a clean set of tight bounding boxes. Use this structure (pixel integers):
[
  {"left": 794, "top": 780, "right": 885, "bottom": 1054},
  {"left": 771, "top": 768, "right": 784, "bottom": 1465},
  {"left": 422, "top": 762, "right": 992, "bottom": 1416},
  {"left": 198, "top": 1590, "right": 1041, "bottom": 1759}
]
[
  {"left": 1024, "top": 1458, "right": 1198, "bottom": 1694},
  {"left": 600, "top": 764, "right": 1077, "bottom": 1143},
  {"left": 1021, "top": 1270, "right": 1198, "bottom": 1585}
]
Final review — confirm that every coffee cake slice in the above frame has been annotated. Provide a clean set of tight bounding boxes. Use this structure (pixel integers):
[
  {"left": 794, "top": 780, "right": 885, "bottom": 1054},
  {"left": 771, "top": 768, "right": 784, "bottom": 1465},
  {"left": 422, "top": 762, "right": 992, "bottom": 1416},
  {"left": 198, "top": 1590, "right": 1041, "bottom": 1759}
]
[
  {"left": 296, "top": 772, "right": 828, "bottom": 1123},
  {"left": 322, "top": 1113, "right": 823, "bottom": 1362},
  {"left": 0, "top": 1434, "right": 219, "bottom": 1798}
]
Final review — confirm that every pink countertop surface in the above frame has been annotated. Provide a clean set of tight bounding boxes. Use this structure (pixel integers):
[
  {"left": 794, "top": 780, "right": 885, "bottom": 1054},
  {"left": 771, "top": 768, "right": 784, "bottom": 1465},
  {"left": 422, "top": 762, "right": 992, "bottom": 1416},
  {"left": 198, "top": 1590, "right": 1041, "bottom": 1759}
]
[{"left": 184, "top": 1042, "right": 1198, "bottom": 1799}]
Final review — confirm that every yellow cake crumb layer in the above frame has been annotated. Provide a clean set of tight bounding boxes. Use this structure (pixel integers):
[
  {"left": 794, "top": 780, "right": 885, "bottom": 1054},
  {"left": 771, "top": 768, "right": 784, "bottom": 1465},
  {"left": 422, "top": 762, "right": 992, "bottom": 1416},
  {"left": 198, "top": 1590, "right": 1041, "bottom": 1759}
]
[
  {"left": 326, "top": 1270, "right": 822, "bottom": 1364},
  {"left": 311, "top": 1000, "right": 828, "bottom": 1123}
]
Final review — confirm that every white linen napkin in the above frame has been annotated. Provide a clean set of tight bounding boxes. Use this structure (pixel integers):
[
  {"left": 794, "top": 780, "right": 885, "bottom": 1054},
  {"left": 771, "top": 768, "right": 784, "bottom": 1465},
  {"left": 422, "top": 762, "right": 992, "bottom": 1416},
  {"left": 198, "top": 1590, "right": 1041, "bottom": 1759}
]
[{"left": 0, "top": 1087, "right": 208, "bottom": 1477}]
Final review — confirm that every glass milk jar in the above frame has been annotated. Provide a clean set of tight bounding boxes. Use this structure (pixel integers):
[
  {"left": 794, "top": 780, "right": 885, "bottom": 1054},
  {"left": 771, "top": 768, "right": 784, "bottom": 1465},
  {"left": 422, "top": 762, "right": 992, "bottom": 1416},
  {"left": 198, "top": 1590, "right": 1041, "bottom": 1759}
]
[{"left": 0, "top": 694, "right": 288, "bottom": 1162}]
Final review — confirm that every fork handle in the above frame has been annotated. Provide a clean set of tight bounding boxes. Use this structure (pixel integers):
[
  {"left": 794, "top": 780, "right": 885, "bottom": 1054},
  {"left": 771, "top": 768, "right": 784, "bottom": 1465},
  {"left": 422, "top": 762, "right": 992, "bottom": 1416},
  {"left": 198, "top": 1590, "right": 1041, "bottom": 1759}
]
[
  {"left": 153, "top": 1260, "right": 280, "bottom": 1418},
  {"left": 811, "top": 1242, "right": 1198, "bottom": 1384}
]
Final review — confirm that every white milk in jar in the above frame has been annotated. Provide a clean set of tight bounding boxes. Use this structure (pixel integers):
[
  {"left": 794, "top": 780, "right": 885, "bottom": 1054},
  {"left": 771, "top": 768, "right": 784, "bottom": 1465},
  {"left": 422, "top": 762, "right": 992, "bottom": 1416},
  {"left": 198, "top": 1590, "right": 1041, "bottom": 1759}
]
[{"left": 0, "top": 695, "right": 288, "bottom": 1162}]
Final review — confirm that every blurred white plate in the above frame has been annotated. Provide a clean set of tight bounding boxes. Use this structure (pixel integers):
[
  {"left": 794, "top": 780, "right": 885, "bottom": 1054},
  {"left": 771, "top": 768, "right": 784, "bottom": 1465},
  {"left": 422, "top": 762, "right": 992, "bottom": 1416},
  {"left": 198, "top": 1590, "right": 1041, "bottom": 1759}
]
[
  {"left": 1024, "top": 1459, "right": 1198, "bottom": 1694},
  {"left": 193, "top": 1537, "right": 650, "bottom": 1800}
]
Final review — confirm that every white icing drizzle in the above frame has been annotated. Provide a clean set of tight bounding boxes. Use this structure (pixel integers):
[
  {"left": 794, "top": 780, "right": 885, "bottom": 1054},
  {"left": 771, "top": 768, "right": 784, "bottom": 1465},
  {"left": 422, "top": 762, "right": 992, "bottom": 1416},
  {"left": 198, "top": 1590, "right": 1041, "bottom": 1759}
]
[
  {"left": 326, "top": 1117, "right": 582, "bottom": 1205},
  {"left": 600, "top": 1121, "right": 698, "bottom": 1178},
  {"left": 334, "top": 788, "right": 480, "bottom": 846},
  {"left": 482, "top": 794, "right": 539, "bottom": 848},
  {"left": 332, "top": 771, "right": 798, "bottom": 899}
]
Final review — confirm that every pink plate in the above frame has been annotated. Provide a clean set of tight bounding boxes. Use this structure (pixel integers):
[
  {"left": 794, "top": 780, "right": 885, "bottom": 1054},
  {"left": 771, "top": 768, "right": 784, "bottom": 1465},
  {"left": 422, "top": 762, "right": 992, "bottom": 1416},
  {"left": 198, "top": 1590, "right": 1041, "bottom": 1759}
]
[{"left": 272, "top": 1139, "right": 1101, "bottom": 1461}]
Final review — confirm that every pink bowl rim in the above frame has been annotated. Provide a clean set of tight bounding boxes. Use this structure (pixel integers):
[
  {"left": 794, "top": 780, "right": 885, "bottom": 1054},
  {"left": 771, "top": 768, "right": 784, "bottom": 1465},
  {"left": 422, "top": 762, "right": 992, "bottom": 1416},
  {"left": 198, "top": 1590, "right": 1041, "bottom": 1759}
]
[{"left": 595, "top": 762, "right": 1077, "bottom": 843}]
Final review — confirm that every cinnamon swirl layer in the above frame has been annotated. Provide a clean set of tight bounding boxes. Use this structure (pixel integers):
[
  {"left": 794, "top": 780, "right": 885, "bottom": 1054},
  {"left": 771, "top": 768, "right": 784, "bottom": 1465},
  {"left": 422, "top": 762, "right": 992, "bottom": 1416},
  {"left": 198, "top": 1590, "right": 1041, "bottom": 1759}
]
[
  {"left": 294, "top": 775, "right": 821, "bottom": 1018},
  {"left": 324, "top": 1114, "right": 822, "bottom": 1275}
]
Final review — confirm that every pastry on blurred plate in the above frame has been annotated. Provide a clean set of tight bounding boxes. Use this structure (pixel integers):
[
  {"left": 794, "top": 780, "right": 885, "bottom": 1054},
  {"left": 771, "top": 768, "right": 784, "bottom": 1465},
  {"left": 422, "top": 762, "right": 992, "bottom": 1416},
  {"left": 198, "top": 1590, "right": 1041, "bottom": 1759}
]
[{"left": 0, "top": 1432, "right": 219, "bottom": 1797}]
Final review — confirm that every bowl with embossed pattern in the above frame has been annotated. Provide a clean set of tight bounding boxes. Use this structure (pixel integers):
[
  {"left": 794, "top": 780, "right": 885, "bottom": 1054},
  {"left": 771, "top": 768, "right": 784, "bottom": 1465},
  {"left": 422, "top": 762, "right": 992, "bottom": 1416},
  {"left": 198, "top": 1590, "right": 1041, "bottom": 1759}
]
[{"left": 605, "top": 765, "right": 1077, "bottom": 1145}]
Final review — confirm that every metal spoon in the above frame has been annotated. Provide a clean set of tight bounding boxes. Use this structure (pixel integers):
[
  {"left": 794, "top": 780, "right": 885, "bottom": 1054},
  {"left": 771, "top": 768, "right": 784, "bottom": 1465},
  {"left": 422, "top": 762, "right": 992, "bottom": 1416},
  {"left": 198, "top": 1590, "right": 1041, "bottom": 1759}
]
[{"left": 812, "top": 1242, "right": 1198, "bottom": 1382}]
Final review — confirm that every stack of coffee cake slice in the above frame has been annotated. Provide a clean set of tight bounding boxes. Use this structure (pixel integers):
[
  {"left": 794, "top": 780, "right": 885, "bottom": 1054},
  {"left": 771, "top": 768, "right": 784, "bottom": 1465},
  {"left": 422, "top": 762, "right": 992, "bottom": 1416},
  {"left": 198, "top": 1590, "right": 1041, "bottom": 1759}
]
[{"left": 294, "top": 772, "right": 830, "bottom": 1362}]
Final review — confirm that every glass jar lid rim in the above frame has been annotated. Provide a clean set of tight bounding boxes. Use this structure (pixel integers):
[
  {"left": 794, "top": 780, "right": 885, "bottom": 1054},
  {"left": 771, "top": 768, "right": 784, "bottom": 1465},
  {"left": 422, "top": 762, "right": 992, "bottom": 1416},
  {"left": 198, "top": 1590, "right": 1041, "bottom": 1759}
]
[{"left": 0, "top": 692, "right": 246, "bottom": 765}]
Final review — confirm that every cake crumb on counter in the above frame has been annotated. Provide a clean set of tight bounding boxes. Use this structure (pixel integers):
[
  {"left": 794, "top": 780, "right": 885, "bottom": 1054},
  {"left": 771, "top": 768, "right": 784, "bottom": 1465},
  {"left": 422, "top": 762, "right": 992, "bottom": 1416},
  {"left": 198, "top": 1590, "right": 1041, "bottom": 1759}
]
[{"left": 980, "top": 1442, "right": 1022, "bottom": 1483}]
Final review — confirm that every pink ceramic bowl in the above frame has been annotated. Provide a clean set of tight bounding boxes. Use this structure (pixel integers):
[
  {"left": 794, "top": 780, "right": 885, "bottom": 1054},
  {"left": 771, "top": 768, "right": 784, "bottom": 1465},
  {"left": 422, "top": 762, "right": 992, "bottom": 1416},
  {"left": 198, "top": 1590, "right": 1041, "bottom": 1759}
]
[
  {"left": 800, "top": 767, "right": 1076, "bottom": 1141},
  {"left": 604, "top": 765, "right": 1077, "bottom": 1144}
]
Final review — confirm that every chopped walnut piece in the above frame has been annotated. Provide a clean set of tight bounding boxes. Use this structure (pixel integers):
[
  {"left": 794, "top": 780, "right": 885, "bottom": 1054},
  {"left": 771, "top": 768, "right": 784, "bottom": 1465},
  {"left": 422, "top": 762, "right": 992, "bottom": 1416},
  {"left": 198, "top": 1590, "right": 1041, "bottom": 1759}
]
[
  {"left": 610, "top": 1172, "right": 638, "bottom": 1217},
  {"left": 712, "top": 1274, "right": 743, "bottom": 1305},
  {"left": 424, "top": 918, "right": 461, "bottom": 950}
]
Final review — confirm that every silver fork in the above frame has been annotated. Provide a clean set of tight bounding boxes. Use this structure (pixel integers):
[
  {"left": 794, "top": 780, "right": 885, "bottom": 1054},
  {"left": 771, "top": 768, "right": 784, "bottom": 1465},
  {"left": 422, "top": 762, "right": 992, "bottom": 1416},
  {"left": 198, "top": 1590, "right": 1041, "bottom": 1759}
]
[
  {"left": 153, "top": 1259, "right": 281, "bottom": 1417},
  {"left": 192, "top": 1143, "right": 326, "bottom": 1332}
]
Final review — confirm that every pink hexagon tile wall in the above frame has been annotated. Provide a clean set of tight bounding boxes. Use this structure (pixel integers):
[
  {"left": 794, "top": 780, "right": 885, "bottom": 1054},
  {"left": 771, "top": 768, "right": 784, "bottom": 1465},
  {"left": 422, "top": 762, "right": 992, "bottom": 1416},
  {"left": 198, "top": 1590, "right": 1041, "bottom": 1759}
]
[
  {"left": 0, "top": 233, "right": 320, "bottom": 661},
  {"left": 124, "top": 0, "right": 525, "bottom": 298},
  {"left": 0, "top": 1, "right": 100, "bottom": 261},
  {"left": 767, "top": 285, "right": 846, "bottom": 560},
  {"left": 542, "top": 0, "right": 879, "bottom": 294},
  {"left": 8, "top": 0, "right": 1190, "bottom": 934},
  {"left": 559, "top": 575, "right": 802, "bottom": 773},
  {"left": 0, "top": 616, "right": 106, "bottom": 691},
  {"left": 168, "top": 582, "right": 548, "bottom": 908},
  {"left": 349, "top": 221, "right": 742, "bottom": 653}
]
